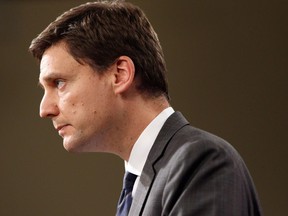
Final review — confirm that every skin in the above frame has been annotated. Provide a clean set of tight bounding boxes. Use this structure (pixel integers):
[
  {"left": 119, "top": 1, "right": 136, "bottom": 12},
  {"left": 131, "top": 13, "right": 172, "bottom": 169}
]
[{"left": 39, "top": 41, "right": 170, "bottom": 160}]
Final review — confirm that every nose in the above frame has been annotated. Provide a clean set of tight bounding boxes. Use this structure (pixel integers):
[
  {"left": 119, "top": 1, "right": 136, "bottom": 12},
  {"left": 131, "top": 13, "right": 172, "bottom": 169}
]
[{"left": 39, "top": 92, "right": 60, "bottom": 118}]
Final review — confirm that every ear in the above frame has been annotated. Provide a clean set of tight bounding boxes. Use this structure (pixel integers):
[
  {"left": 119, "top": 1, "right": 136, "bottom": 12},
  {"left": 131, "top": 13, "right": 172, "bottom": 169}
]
[{"left": 112, "top": 56, "right": 135, "bottom": 94}]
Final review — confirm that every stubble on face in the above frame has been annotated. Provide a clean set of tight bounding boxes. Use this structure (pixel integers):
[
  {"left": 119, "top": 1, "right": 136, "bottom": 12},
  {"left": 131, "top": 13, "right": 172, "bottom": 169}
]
[{"left": 39, "top": 42, "right": 119, "bottom": 153}]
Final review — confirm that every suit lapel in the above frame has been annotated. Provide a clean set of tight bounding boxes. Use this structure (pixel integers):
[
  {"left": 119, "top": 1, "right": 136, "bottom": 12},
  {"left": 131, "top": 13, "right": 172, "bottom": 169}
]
[{"left": 129, "top": 112, "right": 189, "bottom": 215}]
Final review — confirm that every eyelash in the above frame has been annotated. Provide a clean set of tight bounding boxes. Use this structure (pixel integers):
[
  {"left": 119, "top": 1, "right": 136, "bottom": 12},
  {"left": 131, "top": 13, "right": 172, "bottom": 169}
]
[{"left": 54, "top": 79, "right": 65, "bottom": 89}]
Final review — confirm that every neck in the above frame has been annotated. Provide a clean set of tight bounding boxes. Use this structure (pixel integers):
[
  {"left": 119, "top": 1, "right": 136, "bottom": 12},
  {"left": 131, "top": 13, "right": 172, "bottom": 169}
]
[{"left": 112, "top": 95, "right": 170, "bottom": 160}]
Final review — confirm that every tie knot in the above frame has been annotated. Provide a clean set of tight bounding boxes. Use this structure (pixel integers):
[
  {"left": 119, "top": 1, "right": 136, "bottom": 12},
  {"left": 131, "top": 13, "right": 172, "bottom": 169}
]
[{"left": 123, "top": 172, "right": 137, "bottom": 190}]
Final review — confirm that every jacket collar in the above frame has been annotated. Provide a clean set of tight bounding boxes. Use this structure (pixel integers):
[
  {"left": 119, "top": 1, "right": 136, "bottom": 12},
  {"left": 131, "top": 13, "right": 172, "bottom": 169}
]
[{"left": 129, "top": 112, "right": 189, "bottom": 215}]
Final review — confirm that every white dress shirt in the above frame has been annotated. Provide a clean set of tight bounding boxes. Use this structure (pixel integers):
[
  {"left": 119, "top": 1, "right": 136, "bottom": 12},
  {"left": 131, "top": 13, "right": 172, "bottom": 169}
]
[{"left": 125, "top": 107, "right": 174, "bottom": 196}]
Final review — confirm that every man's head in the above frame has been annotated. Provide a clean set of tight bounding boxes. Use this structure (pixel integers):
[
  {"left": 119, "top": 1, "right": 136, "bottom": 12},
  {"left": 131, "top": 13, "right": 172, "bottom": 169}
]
[
  {"left": 31, "top": 1, "right": 171, "bottom": 158},
  {"left": 30, "top": 1, "right": 169, "bottom": 99}
]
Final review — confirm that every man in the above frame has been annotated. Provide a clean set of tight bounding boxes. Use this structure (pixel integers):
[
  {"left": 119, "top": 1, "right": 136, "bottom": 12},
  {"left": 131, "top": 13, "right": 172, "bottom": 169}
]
[{"left": 29, "top": 1, "right": 262, "bottom": 215}]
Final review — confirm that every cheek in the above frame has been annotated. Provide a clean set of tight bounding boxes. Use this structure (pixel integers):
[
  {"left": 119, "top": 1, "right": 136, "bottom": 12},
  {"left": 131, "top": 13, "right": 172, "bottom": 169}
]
[
  {"left": 60, "top": 82, "right": 111, "bottom": 120},
  {"left": 58, "top": 93, "right": 81, "bottom": 115},
  {"left": 72, "top": 100, "right": 97, "bottom": 120}
]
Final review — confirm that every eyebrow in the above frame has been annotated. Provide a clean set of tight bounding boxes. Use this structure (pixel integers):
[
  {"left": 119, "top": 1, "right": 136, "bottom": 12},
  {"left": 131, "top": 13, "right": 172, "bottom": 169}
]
[{"left": 38, "top": 72, "right": 64, "bottom": 89}]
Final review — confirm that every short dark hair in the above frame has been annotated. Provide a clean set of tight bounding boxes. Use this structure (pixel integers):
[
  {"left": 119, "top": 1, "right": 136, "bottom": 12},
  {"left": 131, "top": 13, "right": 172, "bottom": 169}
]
[{"left": 29, "top": 1, "right": 169, "bottom": 99}]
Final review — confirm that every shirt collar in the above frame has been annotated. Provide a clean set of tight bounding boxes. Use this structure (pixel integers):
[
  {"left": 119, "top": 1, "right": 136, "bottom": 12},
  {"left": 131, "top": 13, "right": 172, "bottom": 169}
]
[{"left": 125, "top": 107, "right": 174, "bottom": 176}]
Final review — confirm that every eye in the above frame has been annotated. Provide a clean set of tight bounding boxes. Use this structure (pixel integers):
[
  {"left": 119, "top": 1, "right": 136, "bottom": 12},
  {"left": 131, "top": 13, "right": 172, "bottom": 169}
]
[{"left": 54, "top": 79, "right": 65, "bottom": 89}]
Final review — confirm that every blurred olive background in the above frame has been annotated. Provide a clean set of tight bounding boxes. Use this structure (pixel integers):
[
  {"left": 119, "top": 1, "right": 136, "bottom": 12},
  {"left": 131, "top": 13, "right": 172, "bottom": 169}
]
[{"left": 0, "top": 0, "right": 287, "bottom": 215}]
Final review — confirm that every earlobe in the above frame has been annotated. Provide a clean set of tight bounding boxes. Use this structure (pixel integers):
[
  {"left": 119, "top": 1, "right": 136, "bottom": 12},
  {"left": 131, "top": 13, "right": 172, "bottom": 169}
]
[{"left": 113, "top": 56, "right": 135, "bottom": 94}]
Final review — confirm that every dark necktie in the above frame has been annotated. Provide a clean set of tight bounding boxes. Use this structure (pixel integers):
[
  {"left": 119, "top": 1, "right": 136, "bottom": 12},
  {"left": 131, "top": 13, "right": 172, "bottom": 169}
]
[{"left": 116, "top": 172, "right": 137, "bottom": 216}]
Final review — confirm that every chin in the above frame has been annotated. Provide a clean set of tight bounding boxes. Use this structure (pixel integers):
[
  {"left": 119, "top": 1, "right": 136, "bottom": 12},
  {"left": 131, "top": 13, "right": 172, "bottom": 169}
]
[
  {"left": 63, "top": 135, "right": 100, "bottom": 153},
  {"left": 63, "top": 138, "right": 86, "bottom": 153},
  {"left": 63, "top": 143, "right": 80, "bottom": 153},
  {"left": 62, "top": 133, "right": 109, "bottom": 153}
]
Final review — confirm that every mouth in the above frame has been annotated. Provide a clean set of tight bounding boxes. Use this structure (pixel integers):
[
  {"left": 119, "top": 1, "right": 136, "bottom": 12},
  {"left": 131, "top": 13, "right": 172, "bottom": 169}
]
[
  {"left": 55, "top": 124, "right": 70, "bottom": 136},
  {"left": 56, "top": 125, "right": 67, "bottom": 131}
]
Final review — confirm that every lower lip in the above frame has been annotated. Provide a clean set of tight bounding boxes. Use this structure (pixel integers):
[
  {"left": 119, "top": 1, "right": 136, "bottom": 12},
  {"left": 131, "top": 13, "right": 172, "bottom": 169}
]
[{"left": 58, "top": 125, "right": 69, "bottom": 136}]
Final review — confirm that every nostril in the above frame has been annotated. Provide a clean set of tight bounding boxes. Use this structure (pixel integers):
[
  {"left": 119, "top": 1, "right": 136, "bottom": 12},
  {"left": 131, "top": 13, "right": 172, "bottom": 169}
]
[{"left": 40, "top": 106, "right": 59, "bottom": 118}]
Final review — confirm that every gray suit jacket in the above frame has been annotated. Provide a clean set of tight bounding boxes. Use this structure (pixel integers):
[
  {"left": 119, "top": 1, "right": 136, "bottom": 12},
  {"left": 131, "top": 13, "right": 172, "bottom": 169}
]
[{"left": 129, "top": 112, "right": 262, "bottom": 216}]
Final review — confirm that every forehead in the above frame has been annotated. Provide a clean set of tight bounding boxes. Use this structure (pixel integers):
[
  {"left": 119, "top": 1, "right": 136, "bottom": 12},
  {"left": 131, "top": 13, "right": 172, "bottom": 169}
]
[
  {"left": 40, "top": 43, "right": 76, "bottom": 72},
  {"left": 39, "top": 43, "right": 82, "bottom": 82}
]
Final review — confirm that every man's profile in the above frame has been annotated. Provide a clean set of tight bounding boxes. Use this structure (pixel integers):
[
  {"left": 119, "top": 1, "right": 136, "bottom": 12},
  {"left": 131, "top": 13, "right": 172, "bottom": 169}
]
[{"left": 29, "top": 1, "right": 262, "bottom": 215}]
